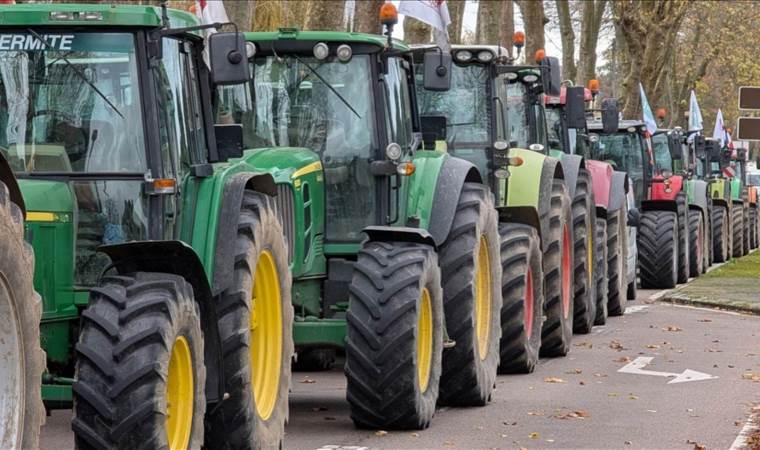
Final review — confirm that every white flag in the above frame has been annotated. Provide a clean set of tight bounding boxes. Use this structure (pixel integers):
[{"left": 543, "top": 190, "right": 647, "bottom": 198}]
[
  {"left": 195, "top": 0, "right": 229, "bottom": 30},
  {"left": 688, "top": 90, "right": 703, "bottom": 133},
  {"left": 398, "top": 0, "right": 451, "bottom": 51},
  {"left": 712, "top": 108, "right": 726, "bottom": 147},
  {"left": 639, "top": 83, "right": 657, "bottom": 136}
]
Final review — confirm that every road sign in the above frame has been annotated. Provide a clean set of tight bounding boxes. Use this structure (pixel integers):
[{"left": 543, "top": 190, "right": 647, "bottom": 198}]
[
  {"left": 618, "top": 356, "right": 718, "bottom": 384},
  {"left": 737, "top": 117, "right": 760, "bottom": 141},
  {"left": 739, "top": 86, "right": 760, "bottom": 110}
]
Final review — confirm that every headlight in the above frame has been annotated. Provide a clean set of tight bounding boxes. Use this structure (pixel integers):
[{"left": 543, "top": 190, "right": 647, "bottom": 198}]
[
  {"left": 455, "top": 50, "right": 472, "bottom": 62},
  {"left": 336, "top": 44, "right": 352, "bottom": 62},
  {"left": 313, "top": 42, "right": 329, "bottom": 60},
  {"left": 504, "top": 72, "right": 518, "bottom": 81},
  {"left": 522, "top": 74, "right": 538, "bottom": 83},
  {"left": 245, "top": 42, "right": 257, "bottom": 59},
  {"left": 477, "top": 50, "right": 494, "bottom": 63},
  {"left": 386, "top": 142, "right": 402, "bottom": 161}
]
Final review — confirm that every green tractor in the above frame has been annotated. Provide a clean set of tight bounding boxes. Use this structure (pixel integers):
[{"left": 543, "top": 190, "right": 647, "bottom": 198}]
[
  {"left": 411, "top": 43, "right": 581, "bottom": 373},
  {"left": 1, "top": 3, "right": 299, "bottom": 448},
  {"left": 728, "top": 144, "right": 751, "bottom": 257},
  {"left": 747, "top": 168, "right": 760, "bottom": 249},
  {"left": 696, "top": 137, "right": 734, "bottom": 263},
  {"left": 0, "top": 154, "right": 45, "bottom": 449},
  {"left": 239, "top": 21, "right": 503, "bottom": 428}
]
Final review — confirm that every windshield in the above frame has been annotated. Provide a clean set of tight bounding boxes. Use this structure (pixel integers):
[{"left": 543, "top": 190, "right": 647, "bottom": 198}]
[
  {"left": 415, "top": 64, "right": 490, "bottom": 145},
  {"left": 506, "top": 82, "right": 529, "bottom": 148},
  {"left": 594, "top": 131, "right": 646, "bottom": 203},
  {"left": 651, "top": 133, "right": 673, "bottom": 173},
  {"left": 0, "top": 32, "right": 146, "bottom": 174},
  {"left": 748, "top": 173, "right": 760, "bottom": 186}
]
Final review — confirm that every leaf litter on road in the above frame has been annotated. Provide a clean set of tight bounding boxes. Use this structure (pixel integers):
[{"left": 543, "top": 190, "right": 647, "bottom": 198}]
[
  {"left": 544, "top": 377, "right": 567, "bottom": 383},
  {"left": 662, "top": 325, "right": 683, "bottom": 332}
]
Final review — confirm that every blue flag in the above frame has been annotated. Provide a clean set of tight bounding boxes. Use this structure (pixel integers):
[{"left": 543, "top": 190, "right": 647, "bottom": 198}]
[{"left": 639, "top": 83, "right": 657, "bottom": 136}]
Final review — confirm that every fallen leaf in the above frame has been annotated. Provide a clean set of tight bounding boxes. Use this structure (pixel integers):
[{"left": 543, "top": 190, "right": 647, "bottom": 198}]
[
  {"left": 300, "top": 377, "right": 316, "bottom": 384},
  {"left": 593, "top": 373, "right": 608, "bottom": 378},
  {"left": 697, "top": 319, "right": 712, "bottom": 323},
  {"left": 375, "top": 430, "right": 388, "bottom": 436},
  {"left": 411, "top": 432, "right": 420, "bottom": 438},
  {"left": 646, "top": 409, "right": 658, "bottom": 413},
  {"left": 609, "top": 340, "right": 625, "bottom": 350},
  {"left": 608, "top": 392, "right": 619, "bottom": 397},
  {"left": 574, "top": 341, "right": 593, "bottom": 348},
  {"left": 566, "top": 368, "right": 583, "bottom": 374},
  {"left": 616, "top": 356, "right": 632, "bottom": 363},
  {"left": 629, "top": 395, "right": 639, "bottom": 400},
  {"left": 646, "top": 344, "right": 661, "bottom": 349},
  {"left": 579, "top": 381, "right": 586, "bottom": 385},
  {"left": 736, "top": 421, "right": 743, "bottom": 426},
  {"left": 443, "top": 440, "right": 455, "bottom": 448},
  {"left": 693, "top": 444, "right": 707, "bottom": 450},
  {"left": 741, "top": 372, "right": 760, "bottom": 381},
  {"left": 663, "top": 325, "right": 682, "bottom": 332},
  {"left": 625, "top": 441, "right": 633, "bottom": 445},
  {"left": 529, "top": 432, "right": 540, "bottom": 439},
  {"left": 544, "top": 377, "right": 567, "bottom": 383},
  {"left": 527, "top": 411, "right": 544, "bottom": 416},
  {"left": 547, "top": 439, "right": 555, "bottom": 443}
]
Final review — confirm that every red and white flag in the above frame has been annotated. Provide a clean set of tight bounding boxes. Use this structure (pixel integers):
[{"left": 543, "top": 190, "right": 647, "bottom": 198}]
[
  {"left": 195, "top": 0, "right": 229, "bottom": 30},
  {"left": 398, "top": 0, "right": 451, "bottom": 51}
]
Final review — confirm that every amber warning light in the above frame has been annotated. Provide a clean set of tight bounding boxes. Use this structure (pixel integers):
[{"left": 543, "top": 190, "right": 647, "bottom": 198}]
[
  {"left": 379, "top": 3, "right": 398, "bottom": 26},
  {"left": 513, "top": 31, "right": 525, "bottom": 48}
]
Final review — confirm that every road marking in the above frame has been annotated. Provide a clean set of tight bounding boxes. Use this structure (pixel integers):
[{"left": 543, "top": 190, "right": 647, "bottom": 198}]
[
  {"left": 625, "top": 305, "right": 650, "bottom": 314},
  {"left": 617, "top": 357, "right": 718, "bottom": 384},
  {"left": 317, "top": 446, "right": 370, "bottom": 450},
  {"left": 729, "top": 411, "right": 759, "bottom": 450}
]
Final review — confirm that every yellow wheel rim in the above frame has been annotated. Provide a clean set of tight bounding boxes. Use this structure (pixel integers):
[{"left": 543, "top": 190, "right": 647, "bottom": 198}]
[
  {"left": 166, "top": 336, "right": 193, "bottom": 450},
  {"left": 587, "top": 224, "right": 594, "bottom": 287},
  {"left": 474, "top": 236, "right": 492, "bottom": 360},
  {"left": 250, "top": 250, "right": 282, "bottom": 421},
  {"left": 416, "top": 288, "right": 433, "bottom": 392}
]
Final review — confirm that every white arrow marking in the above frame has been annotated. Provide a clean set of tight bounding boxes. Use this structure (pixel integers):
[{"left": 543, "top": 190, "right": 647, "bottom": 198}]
[{"left": 617, "top": 357, "right": 718, "bottom": 384}]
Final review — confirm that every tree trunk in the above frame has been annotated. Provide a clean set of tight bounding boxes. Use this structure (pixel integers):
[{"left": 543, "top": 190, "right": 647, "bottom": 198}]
[
  {"left": 224, "top": 0, "right": 253, "bottom": 30},
  {"left": 500, "top": 0, "right": 515, "bottom": 57},
  {"left": 403, "top": 16, "right": 431, "bottom": 44},
  {"left": 306, "top": 0, "right": 345, "bottom": 31},
  {"left": 577, "top": 0, "right": 606, "bottom": 85},
  {"left": 448, "top": 0, "right": 466, "bottom": 44},
  {"left": 555, "top": 0, "right": 576, "bottom": 82},
  {"left": 477, "top": 0, "right": 502, "bottom": 45},
  {"left": 517, "top": 0, "right": 548, "bottom": 62},
  {"left": 252, "top": 0, "right": 284, "bottom": 31},
  {"left": 283, "top": 0, "right": 311, "bottom": 29},
  {"left": 353, "top": 0, "right": 384, "bottom": 34}
]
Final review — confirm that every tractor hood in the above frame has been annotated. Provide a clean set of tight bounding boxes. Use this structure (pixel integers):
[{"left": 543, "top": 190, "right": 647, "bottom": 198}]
[{"left": 18, "top": 179, "right": 74, "bottom": 216}]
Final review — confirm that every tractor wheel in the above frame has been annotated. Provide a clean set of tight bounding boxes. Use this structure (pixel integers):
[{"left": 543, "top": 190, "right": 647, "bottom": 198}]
[
  {"left": 607, "top": 205, "right": 628, "bottom": 316},
  {"left": 0, "top": 183, "right": 44, "bottom": 450},
  {"left": 749, "top": 206, "right": 758, "bottom": 249},
  {"left": 571, "top": 170, "right": 597, "bottom": 334},
  {"left": 676, "top": 196, "right": 690, "bottom": 284},
  {"left": 743, "top": 206, "right": 750, "bottom": 255},
  {"left": 638, "top": 210, "right": 678, "bottom": 289},
  {"left": 626, "top": 215, "right": 638, "bottom": 301},
  {"left": 593, "top": 217, "right": 608, "bottom": 326},
  {"left": 293, "top": 348, "right": 336, "bottom": 372},
  {"left": 205, "top": 191, "right": 293, "bottom": 449},
  {"left": 345, "top": 241, "right": 443, "bottom": 429},
  {"left": 732, "top": 203, "right": 744, "bottom": 258},
  {"left": 438, "top": 183, "right": 501, "bottom": 406},
  {"left": 688, "top": 210, "right": 705, "bottom": 277},
  {"left": 540, "top": 180, "right": 574, "bottom": 357},
  {"left": 713, "top": 206, "right": 730, "bottom": 263},
  {"left": 72, "top": 273, "right": 206, "bottom": 450},
  {"left": 497, "top": 223, "right": 544, "bottom": 374}
]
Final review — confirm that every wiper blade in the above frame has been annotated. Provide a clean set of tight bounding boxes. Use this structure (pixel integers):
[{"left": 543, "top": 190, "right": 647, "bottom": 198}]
[
  {"left": 27, "top": 28, "right": 124, "bottom": 119},
  {"left": 292, "top": 55, "right": 361, "bottom": 120}
]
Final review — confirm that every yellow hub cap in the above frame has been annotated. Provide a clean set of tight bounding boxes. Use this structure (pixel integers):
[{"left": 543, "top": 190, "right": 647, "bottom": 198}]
[
  {"left": 166, "top": 336, "right": 193, "bottom": 450},
  {"left": 416, "top": 288, "right": 433, "bottom": 392},
  {"left": 250, "top": 250, "right": 282, "bottom": 421},
  {"left": 587, "top": 225, "right": 594, "bottom": 287},
  {"left": 474, "top": 236, "right": 492, "bottom": 360}
]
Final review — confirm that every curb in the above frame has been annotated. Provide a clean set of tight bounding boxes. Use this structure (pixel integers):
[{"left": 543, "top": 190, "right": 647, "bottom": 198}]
[{"left": 660, "top": 292, "right": 760, "bottom": 316}]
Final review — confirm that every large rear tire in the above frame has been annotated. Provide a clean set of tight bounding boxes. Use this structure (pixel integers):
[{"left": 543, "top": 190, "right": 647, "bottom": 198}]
[
  {"left": 497, "top": 223, "right": 544, "bottom": 374},
  {"left": 688, "top": 210, "right": 704, "bottom": 277},
  {"left": 713, "top": 206, "right": 730, "bottom": 263},
  {"left": 638, "top": 210, "right": 678, "bottom": 289},
  {"left": 345, "top": 241, "right": 443, "bottom": 430},
  {"left": 732, "top": 202, "right": 744, "bottom": 258},
  {"left": 607, "top": 206, "right": 628, "bottom": 316},
  {"left": 72, "top": 273, "right": 206, "bottom": 450},
  {"left": 750, "top": 206, "right": 758, "bottom": 250},
  {"left": 205, "top": 191, "right": 293, "bottom": 449},
  {"left": 743, "top": 205, "right": 750, "bottom": 255},
  {"left": 438, "top": 183, "right": 502, "bottom": 406},
  {"left": 676, "top": 196, "right": 690, "bottom": 284},
  {"left": 593, "top": 216, "right": 608, "bottom": 326},
  {"left": 540, "top": 180, "right": 574, "bottom": 357},
  {"left": 571, "top": 170, "right": 597, "bottom": 334},
  {"left": 0, "top": 182, "right": 44, "bottom": 450}
]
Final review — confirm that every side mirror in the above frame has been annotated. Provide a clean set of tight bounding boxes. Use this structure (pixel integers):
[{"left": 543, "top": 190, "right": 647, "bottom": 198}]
[
  {"left": 540, "top": 56, "right": 561, "bottom": 96},
  {"left": 209, "top": 32, "right": 250, "bottom": 85},
  {"left": 422, "top": 50, "right": 452, "bottom": 91},
  {"left": 601, "top": 98, "right": 619, "bottom": 134},
  {"left": 565, "top": 86, "right": 586, "bottom": 129},
  {"left": 215, "top": 124, "right": 244, "bottom": 160},
  {"left": 668, "top": 134, "right": 683, "bottom": 160},
  {"left": 694, "top": 135, "right": 706, "bottom": 159},
  {"left": 420, "top": 115, "right": 447, "bottom": 149}
]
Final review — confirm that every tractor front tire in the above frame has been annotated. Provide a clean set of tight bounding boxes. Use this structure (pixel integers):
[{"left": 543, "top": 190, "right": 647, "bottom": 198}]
[
  {"left": 540, "top": 180, "right": 574, "bottom": 357},
  {"left": 743, "top": 206, "right": 750, "bottom": 255},
  {"left": 638, "top": 210, "right": 678, "bottom": 289},
  {"left": 593, "top": 216, "right": 609, "bottom": 326},
  {"left": 750, "top": 206, "right": 758, "bottom": 250},
  {"left": 497, "top": 223, "right": 544, "bottom": 374},
  {"left": 205, "top": 191, "right": 293, "bottom": 449},
  {"left": 676, "top": 196, "right": 690, "bottom": 284},
  {"left": 0, "top": 183, "right": 44, "bottom": 450},
  {"left": 713, "top": 206, "right": 730, "bottom": 263},
  {"left": 73, "top": 273, "right": 206, "bottom": 450},
  {"left": 688, "top": 210, "right": 704, "bottom": 277},
  {"left": 732, "top": 203, "right": 744, "bottom": 258},
  {"left": 571, "top": 170, "right": 597, "bottom": 334},
  {"left": 438, "top": 183, "right": 502, "bottom": 406},
  {"left": 345, "top": 241, "right": 443, "bottom": 429},
  {"left": 607, "top": 206, "right": 628, "bottom": 316}
]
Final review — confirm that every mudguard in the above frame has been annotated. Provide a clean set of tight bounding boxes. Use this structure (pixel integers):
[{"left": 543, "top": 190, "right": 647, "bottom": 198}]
[
  {"left": 506, "top": 148, "right": 564, "bottom": 215},
  {"left": 650, "top": 175, "right": 684, "bottom": 202},
  {"left": 711, "top": 179, "right": 730, "bottom": 202},
  {"left": 686, "top": 179, "right": 709, "bottom": 220},
  {"left": 585, "top": 159, "right": 614, "bottom": 213},
  {"left": 749, "top": 186, "right": 758, "bottom": 205},
  {"left": 608, "top": 171, "right": 630, "bottom": 214},
  {"left": 497, "top": 205, "right": 543, "bottom": 243},
  {"left": 557, "top": 153, "right": 584, "bottom": 199},
  {"left": 363, "top": 226, "right": 436, "bottom": 249},
  {"left": 410, "top": 152, "right": 482, "bottom": 247},
  {"left": 99, "top": 241, "right": 224, "bottom": 404},
  {"left": 0, "top": 153, "right": 24, "bottom": 215}
]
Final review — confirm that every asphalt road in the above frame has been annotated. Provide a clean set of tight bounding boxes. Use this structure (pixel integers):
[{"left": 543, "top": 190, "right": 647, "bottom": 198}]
[{"left": 41, "top": 288, "right": 760, "bottom": 450}]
